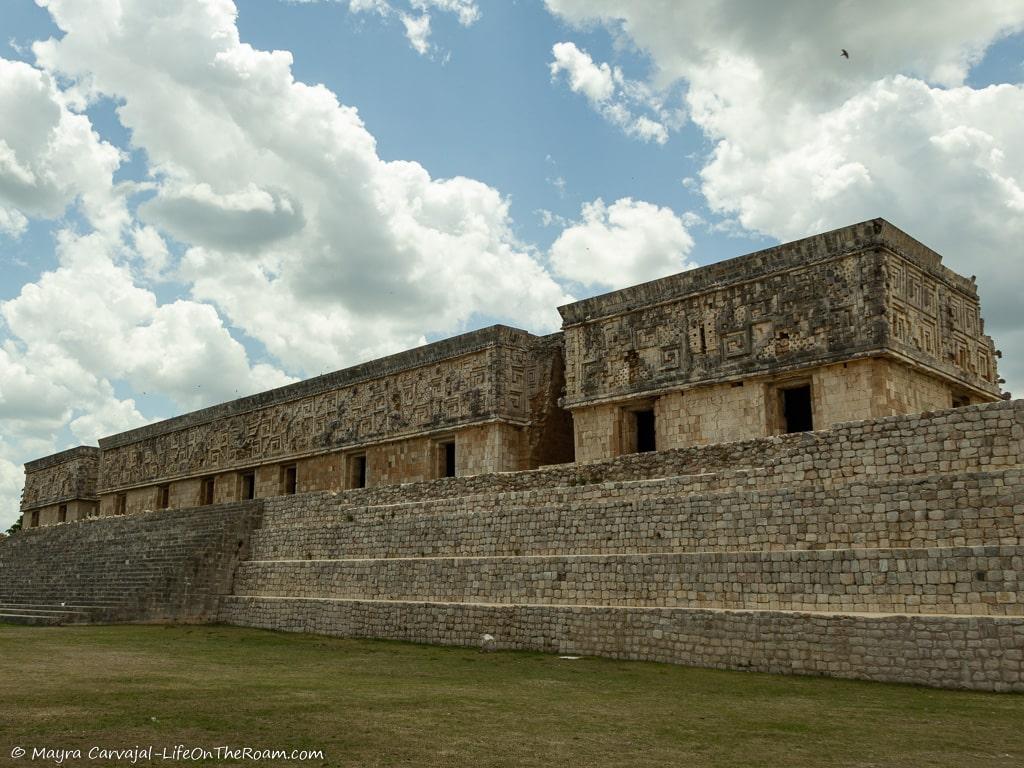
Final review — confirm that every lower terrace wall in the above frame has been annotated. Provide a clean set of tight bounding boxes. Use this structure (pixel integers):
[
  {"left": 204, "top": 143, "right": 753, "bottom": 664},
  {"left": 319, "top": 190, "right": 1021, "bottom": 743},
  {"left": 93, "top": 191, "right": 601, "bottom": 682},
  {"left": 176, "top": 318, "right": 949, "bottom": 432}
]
[
  {"left": 234, "top": 545, "right": 1023, "bottom": 615},
  {"left": 221, "top": 398, "right": 1024, "bottom": 691},
  {"left": 219, "top": 599, "right": 1024, "bottom": 692},
  {"left": 5, "top": 398, "right": 1022, "bottom": 691},
  {"left": 0, "top": 502, "right": 262, "bottom": 622}
]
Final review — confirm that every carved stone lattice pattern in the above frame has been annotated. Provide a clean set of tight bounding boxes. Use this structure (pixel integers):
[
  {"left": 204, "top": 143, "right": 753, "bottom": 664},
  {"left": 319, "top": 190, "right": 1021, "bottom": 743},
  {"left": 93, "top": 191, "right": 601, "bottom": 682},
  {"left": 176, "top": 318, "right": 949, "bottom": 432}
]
[{"left": 21, "top": 448, "right": 99, "bottom": 511}]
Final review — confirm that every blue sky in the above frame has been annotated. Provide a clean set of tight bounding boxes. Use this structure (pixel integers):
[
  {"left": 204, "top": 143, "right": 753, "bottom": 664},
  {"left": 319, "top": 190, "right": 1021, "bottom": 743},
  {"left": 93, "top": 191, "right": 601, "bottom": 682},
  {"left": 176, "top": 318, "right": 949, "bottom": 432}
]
[{"left": 0, "top": 0, "right": 1022, "bottom": 528}]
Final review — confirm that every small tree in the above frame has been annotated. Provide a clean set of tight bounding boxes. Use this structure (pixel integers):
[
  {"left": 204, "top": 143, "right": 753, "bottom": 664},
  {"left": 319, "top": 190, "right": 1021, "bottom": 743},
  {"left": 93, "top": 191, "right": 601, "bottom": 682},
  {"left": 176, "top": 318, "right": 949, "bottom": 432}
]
[{"left": 5, "top": 518, "right": 22, "bottom": 535}]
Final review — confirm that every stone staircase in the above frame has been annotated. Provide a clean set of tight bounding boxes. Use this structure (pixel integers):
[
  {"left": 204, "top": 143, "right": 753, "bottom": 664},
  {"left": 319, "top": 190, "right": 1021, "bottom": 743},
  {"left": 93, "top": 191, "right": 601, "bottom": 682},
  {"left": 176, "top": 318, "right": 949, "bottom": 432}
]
[
  {"left": 0, "top": 501, "right": 263, "bottom": 625},
  {"left": 219, "top": 400, "right": 1024, "bottom": 691}
]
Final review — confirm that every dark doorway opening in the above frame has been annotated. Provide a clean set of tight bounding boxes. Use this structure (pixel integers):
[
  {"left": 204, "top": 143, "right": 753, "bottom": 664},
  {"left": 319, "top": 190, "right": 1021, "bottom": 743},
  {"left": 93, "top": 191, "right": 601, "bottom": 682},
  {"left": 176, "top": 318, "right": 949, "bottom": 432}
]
[
  {"left": 348, "top": 455, "right": 367, "bottom": 489},
  {"left": 158, "top": 484, "right": 170, "bottom": 509},
  {"left": 240, "top": 472, "right": 255, "bottom": 500},
  {"left": 58, "top": 504, "right": 67, "bottom": 523},
  {"left": 115, "top": 493, "right": 127, "bottom": 515},
  {"left": 782, "top": 385, "right": 814, "bottom": 433},
  {"left": 200, "top": 476, "right": 215, "bottom": 505},
  {"left": 441, "top": 441, "right": 456, "bottom": 478},
  {"left": 635, "top": 409, "right": 656, "bottom": 452},
  {"left": 31, "top": 510, "right": 39, "bottom": 527},
  {"left": 282, "top": 465, "right": 297, "bottom": 495}
]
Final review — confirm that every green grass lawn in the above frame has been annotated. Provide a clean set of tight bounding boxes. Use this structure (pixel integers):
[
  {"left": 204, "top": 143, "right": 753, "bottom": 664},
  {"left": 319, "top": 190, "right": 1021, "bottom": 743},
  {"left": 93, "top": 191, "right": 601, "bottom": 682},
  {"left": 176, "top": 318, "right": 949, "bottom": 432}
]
[{"left": 0, "top": 624, "right": 1021, "bottom": 768}]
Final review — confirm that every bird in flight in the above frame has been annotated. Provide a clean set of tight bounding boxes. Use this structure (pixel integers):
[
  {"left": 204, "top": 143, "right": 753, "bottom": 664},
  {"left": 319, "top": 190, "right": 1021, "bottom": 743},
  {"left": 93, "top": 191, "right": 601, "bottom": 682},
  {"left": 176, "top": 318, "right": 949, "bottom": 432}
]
[{"left": 841, "top": 49, "right": 850, "bottom": 59}]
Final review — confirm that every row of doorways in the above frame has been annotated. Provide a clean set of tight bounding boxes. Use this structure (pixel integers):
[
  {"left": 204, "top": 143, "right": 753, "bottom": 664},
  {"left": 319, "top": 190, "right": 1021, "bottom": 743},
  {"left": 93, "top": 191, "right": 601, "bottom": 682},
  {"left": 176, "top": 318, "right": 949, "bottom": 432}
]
[{"left": 622, "top": 383, "right": 814, "bottom": 455}]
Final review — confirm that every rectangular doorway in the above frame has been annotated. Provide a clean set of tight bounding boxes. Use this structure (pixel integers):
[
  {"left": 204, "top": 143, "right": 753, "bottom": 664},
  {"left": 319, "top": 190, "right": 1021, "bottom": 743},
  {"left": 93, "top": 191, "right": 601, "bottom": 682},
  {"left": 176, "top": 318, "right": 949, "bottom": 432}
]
[
  {"left": 200, "top": 476, "right": 215, "bottom": 505},
  {"left": 239, "top": 471, "right": 256, "bottom": 500},
  {"left": 347, "top": 454, "right": 367, "bottom": 489},
  {"left": 281, "top": 464, "right": 297, "bottom": 495},
  {"left": 781, "top": 385, "right": 814, "bottom": 433},
  {"left": 436, "top": 440, "right": 456, "bottom": 478},
  {"left": 634, "top": 409, "right": 656, "bottom": 452}
]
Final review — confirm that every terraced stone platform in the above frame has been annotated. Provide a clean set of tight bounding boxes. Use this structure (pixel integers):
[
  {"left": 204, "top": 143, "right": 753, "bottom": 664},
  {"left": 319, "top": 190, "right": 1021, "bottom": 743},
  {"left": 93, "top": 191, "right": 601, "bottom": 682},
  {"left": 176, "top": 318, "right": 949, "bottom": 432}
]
[
  {"left": 219, "top": 400, "right": 1024, "bottom": 691},
  {"left": 2, "top": 400, "right": 1022, "bottom": 690}
]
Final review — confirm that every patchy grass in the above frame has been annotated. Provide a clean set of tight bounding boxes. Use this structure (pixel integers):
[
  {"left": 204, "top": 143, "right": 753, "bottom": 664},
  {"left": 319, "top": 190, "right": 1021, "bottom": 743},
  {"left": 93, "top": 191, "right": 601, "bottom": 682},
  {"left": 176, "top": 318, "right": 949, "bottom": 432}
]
[{"left": 0, "top": 624, "right": 1022, "bottom": 767}]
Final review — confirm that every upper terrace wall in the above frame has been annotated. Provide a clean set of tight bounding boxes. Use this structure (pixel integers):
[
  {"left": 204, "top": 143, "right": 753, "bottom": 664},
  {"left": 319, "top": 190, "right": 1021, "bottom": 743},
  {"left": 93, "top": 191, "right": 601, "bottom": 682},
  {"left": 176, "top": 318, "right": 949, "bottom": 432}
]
[
  {"left": 95, "top": 326, "right": 566, "bottom": 494},
  {"left": 259, "top": 398, "right": 1024, "bottom": 521},
  {"left": 557, "top": 219, "right": 1000, "bottom": 410}
]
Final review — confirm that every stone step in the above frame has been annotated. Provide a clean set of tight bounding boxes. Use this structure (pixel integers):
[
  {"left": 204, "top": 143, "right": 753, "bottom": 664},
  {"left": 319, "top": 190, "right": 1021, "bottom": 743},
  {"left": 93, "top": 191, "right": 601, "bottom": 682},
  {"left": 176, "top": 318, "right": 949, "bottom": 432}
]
[
  {"left": 0, "top": 612, "right": 71, "bottom": 626},
  {"left": 0, "top": 599, "right": 127, "bottom": 607},
  {"left": 217, "top": 594, "right": 1024, "bottom": 692},
  {"left": 232, "top": 545, "right": 1024, "bottom": 616},
  {"left": 249, "top": 467, "right": 1024, "bottom": 561},
  {"left": 0, "top": 606, "right": 91, "bottom": 619},
  {"left": 258, "top": 469, "right": 755, "bottom": 527}
]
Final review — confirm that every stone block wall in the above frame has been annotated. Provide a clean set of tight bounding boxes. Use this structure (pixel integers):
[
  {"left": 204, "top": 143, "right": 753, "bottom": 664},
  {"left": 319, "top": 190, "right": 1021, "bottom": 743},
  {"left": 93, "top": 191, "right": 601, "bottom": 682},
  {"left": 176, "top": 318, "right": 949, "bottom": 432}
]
[
  {"left": 5, "top": 399, "right": 1021, "bottom": 689},
  {"left": 220, "top": 600, "right": 1024, "bottom": 691},
  {"left": 221, "top": 399, "right": 1024, "bottom": 690},
  {"left": 246, "top": 468, "right": 1022, "bottom": 561},
  {"left": 574, "top": 356, "right": 979, "bottom": 463},
  {"left": 233, "top": 545, "right": 1023, "bottom": 615}
]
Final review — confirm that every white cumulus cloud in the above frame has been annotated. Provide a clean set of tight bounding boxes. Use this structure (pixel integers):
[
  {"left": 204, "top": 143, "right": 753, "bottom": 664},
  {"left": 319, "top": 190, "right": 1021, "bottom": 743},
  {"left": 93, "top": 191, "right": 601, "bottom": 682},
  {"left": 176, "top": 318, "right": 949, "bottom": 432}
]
[
  {"left": 33, "top": 0, "right": 570, "bottom": 378},
  {"left": 546, "top": 0, "right": 1024, "bottom": 392},
  {"left": 550, "top": 197, "right": 696, "bottom": 290}
]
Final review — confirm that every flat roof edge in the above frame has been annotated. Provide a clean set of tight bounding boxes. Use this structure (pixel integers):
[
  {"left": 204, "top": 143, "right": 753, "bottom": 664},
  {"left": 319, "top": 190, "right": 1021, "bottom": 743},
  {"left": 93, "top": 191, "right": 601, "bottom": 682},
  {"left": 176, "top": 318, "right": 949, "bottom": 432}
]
[
  {"left": 24, "top": 446, "right": 100, "bottom": 473},
  {"left": 557, "top": 218, "right": 969, "bottom": 326}
]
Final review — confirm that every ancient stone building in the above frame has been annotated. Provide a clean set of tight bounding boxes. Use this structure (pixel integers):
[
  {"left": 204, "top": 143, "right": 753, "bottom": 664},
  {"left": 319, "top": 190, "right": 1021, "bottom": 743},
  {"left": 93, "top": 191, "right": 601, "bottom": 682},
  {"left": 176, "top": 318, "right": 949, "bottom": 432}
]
[
  {"left": 19, "top": 447, "right": 99, "bottom": 528},
  {"left": 21, "top": 325, "right": 573, "bottom": 525},
  {"left": 5, "top": 218, "right": 1022, "bottom": 691},
  {"left": 17, "top": 219, "right": 1002, "bottom": 528},
  {"left": 561, "top": 218, "right": 1000, "bottom": 461}
]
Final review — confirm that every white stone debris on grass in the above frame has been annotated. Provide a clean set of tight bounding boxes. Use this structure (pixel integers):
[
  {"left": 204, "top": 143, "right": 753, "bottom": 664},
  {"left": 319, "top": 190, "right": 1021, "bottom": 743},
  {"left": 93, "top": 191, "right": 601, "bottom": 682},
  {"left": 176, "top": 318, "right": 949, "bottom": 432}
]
[{"left": 480, "top": 633, "right": 496, "bottom": 652}]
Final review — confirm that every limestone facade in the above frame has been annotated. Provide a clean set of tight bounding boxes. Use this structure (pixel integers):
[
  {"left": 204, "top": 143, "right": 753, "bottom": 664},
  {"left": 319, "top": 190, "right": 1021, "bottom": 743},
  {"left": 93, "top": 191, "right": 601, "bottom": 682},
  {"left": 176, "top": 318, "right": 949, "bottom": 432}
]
[
  {"left": 20, "top": 326, "right": 572, "bottom": 526},
  {"left": 19, "top": 447, "right": 99, "bottom": 527},
  {"left": 560, "top": 219, "right": 1000, "bottom": 461},
  {"left": 17, "top": 218, "right": 1004, "bottom": 527}
]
